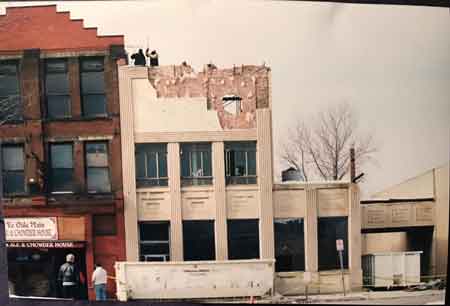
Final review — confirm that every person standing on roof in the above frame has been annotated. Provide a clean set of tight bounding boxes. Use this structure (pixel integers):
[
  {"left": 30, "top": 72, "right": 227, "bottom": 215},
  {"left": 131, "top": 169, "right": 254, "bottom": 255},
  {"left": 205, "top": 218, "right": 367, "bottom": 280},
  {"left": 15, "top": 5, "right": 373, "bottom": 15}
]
[
  {"left": 146, "top": 48, "right": 159, "bottom": 67},
  {"left": 131, "top": 49, "right": 146, "bottom": 66}
]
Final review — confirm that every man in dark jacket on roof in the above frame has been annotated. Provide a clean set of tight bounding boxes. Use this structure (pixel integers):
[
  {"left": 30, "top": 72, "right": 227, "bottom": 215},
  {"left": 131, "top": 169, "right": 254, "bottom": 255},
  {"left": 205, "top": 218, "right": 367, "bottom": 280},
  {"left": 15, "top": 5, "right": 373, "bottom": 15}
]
[{"left": 131, "top": 49, "right": 146, "bottom": 66}]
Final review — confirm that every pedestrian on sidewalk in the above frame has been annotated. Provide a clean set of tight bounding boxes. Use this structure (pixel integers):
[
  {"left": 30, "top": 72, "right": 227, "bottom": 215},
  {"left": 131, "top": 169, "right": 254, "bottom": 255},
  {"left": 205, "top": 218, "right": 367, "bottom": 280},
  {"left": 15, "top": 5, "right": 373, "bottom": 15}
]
[
  {"left": 58, "top": 253, "right": 80, "bottom": 299},
  {"left": 91, "top": 263, "right": 108, "bottom": 301}
]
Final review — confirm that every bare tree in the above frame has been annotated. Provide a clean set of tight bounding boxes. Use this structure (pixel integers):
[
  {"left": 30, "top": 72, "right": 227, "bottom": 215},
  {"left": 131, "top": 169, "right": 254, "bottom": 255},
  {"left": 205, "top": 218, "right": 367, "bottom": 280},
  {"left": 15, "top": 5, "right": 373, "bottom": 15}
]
[{"left": 280, "top": 102, "right": 376, "bottom": 181}]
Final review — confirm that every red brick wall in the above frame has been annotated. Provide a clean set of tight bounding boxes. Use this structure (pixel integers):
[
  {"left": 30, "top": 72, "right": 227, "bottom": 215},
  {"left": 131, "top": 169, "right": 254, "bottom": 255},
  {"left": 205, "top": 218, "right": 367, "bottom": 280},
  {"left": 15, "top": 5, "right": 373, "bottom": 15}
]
[
  {"left": 0, "top": 6, "right": 127, "bottom": 301},
  {"left": 147, "top": 64, "right": 271, "bottom": 129},
  {"left": 0, "top": 5, "right": 123, "bottom": 53}
]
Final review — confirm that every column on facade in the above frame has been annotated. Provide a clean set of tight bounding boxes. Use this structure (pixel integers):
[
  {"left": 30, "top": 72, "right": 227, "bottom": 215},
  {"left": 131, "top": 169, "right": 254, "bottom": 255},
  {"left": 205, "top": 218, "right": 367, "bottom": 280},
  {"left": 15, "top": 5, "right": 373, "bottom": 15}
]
[
  {"left": 212, "top": 142, "right": 228, "bottom": 260},
  {"left": 118, "top": 67, "right": 139, "bottom": 261},
  {"left": 305, "top": 188, "right": 318, "bottom": 272},
  {"left": 168, "top": 142, "right": 183, "bottom": 261},
  {"left": 348, "top": 184, "right": 363, "bottom": 290},
  {"left": 256, "top": 109, "right": 275, "bottom": 259}
]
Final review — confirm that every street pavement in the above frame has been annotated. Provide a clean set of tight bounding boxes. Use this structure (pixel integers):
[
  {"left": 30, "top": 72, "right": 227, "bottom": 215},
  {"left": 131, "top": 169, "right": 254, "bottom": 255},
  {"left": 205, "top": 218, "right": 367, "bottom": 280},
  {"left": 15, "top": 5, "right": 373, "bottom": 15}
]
[{"left": 319, "top": 291, "right": 445, "bottom": 304}]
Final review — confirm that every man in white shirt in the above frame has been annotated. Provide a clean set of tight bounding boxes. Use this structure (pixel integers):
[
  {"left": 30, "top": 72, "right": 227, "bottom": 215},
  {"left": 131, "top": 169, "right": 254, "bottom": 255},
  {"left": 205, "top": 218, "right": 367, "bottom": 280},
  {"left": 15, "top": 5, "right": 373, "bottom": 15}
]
[{"left": 91, "top": 263, "right": 107, "bottom": 301}]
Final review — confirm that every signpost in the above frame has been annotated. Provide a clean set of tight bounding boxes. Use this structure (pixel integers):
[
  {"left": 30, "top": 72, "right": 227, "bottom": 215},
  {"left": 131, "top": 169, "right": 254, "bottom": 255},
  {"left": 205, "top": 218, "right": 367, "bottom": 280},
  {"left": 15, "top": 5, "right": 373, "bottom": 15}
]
[{"left": 336, "top": 239, "right": 346, "bottom": 296}]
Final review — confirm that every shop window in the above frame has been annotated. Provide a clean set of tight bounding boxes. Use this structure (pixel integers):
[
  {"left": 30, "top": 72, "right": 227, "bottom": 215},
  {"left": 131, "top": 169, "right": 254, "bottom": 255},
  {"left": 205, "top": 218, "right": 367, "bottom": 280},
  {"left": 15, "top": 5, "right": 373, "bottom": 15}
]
[
  {"left": 225, "top": 141, "right": 257, "bottom": 185},
  {"left": 139, "top": 222, "right": 170, "bottom": 262},
  {"left": 0, "top": 60, "right": 22, "bottom": 122},
  {"left": 135, "top": 143, "right": 168, "bottom": 187},
  {"left": 45, "top": 59, "right": 71, "bottom": 119},
  {"left": 318, "top": 217, "right": 349, "bottom": 270},
  {"left": 1, "top": 144, "right": 25, "bottom": 195},
  {"left": 49, "top": 143, "right": 74, "bottom": 193},
  {"left": 93, "top": 215, "right": 116, "bottom": 236},
  {"left": 85, "top": 142, "right": 111, "bottom": 193},
  {"left": 180, "top": 143, "right": 212, "bottom": 186},
  {"left": 274, "top": 218, "right": 305, "bottom": 272},
  {"left": 228, "top": 219, "right": 260, "bottom": 260},
  {"left": 183, "top": 220, "right": 215, "bottom": 261},
  {"left": 80, "top": 57, "right": 106, "bottom": 117}
]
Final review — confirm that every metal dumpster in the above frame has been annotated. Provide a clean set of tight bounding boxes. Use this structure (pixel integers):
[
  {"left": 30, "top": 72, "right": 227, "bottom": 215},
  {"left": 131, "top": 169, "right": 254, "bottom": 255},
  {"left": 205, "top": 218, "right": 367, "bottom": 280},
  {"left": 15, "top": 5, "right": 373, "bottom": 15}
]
[
  {"left": 115, "top": 259, "right": 275, "bottom": 301},
  {"left": 362, "top": 251, "right": 422, "bottom": 288}
]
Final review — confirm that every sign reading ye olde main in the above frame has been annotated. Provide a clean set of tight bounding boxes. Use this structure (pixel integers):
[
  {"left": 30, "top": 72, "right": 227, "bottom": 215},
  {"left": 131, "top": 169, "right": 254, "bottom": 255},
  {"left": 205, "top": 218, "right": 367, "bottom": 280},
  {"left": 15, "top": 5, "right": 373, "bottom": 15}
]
[{"left": 5, "top": 218, "right": 58, "bottom": 241}]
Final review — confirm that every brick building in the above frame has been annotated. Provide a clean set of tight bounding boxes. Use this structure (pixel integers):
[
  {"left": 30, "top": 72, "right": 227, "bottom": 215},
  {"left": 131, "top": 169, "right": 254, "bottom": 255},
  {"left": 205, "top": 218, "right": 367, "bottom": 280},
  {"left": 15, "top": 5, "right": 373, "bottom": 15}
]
[{"left": 0, "top": 5, "right": 127, "bottom": 300}]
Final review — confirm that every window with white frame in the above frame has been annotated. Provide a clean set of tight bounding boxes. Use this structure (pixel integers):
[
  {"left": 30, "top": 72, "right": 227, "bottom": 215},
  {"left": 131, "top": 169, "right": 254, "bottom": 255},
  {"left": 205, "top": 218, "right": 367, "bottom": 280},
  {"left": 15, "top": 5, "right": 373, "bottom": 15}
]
[
  {"left": 180, "top": 143, "right": 212, "bottom": 186},
  {"left": 135, "top": 143, "right": 168, "bottom": 187},
  {"left": 225, "top": 141, "right": 257, "bottom": 185}
]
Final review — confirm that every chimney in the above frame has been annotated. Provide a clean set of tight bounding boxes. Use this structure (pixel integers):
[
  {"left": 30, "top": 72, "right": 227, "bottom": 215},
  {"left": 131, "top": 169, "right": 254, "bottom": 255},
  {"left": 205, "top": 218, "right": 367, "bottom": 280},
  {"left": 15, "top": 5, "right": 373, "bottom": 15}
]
[{"left": 350, "top": 147, "right": 355, "bottom": 182}]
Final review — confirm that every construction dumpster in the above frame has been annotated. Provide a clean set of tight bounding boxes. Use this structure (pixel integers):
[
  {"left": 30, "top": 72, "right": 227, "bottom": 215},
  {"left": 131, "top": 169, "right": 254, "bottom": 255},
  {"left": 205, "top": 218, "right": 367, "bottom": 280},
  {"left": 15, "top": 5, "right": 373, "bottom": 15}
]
[
  {"left": 362, "top": 251, "right": 422, "bottom": 288},
  {"left": 115, "top": 259, "right": 275, "bottom": 301}
]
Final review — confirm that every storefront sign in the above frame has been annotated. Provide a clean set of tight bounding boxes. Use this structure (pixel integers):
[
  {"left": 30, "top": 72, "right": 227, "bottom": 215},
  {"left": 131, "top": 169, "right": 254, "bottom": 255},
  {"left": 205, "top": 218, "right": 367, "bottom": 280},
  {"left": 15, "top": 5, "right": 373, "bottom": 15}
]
[
  {"left": 6, "top": 241, "right": 84, "bottom": 248},
  {"left": 5, "top": 217, "right": 58, "bottom": 241}
]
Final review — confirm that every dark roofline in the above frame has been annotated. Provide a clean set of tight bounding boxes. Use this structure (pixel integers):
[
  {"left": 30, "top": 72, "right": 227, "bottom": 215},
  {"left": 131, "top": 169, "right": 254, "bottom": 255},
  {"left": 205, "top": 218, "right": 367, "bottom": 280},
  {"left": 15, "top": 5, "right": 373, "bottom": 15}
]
[
  {"left": 361, "top": 198, "right": 434, "bottom": 204},
  {"left": 5, "top": 4, "right": 58, "bottom": 10}
]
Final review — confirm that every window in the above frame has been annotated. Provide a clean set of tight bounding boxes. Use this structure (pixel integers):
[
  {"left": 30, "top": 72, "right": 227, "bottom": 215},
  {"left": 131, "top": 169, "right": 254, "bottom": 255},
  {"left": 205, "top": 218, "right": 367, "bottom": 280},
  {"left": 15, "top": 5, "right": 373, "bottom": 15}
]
[
  {"left": 0, "top": 61, "right": 21, "bottom": 122},
  {"left": 45, "top": 59, "right": 70, "bottom": 119},
  {"left": 135, "top": 143, "right": 168, "bottom": 187},
  {"left": 274, "top": 218, "right": 305, "bottom": 272},
  {"left": 49, "top": 143, "right": 74, "bottom": 193},
  {"left": 1, "top": 145, "right": 25, "bottom": 195},
  {"left": 85, "top": 142, "right": 111, "bottom": 193},
  {"left": 139, "top": 222, "right": 170, "bottom": 262},
  {"left": 225, "top": 141, "right": 257, "bottom": 185},
  {"left": 318, "top": 217, "right": 349, "bottom": 270},
  {"left": 183, "top": 220, "right": 215, "bottom": 261},
  {"left": 80, "top": 57, "right": 106, "bottom": 117},
  {"left": 93, "top": 215, "right": 116, "bottom": 236},
  {"left": 180, "top": 143, "right": 212, "bottom": 186},
  {"left": 228, "top": 219, "right": 260, "bottom": 260},
  {"left": 222, "top": 95, "right": 242, "bottom": 116}
]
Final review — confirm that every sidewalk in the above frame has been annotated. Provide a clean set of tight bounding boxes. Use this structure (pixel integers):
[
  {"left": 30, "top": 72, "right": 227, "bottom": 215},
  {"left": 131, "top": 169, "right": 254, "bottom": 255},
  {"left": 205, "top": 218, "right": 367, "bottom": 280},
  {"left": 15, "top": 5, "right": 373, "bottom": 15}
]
[{"left": 253, "top": 289, "right": 445, "bottom": 304}]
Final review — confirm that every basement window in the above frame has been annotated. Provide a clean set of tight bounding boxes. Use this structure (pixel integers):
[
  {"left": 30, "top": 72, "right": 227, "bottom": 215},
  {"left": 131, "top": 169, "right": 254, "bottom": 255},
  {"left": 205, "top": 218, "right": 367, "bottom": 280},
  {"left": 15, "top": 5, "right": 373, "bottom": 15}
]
[
  {"left": 135, "top": 143, "right": 168, "bottom": 187},
  {"left": 180, "top": 143, "right": 212, "bottom": 186},
  {"left": 45, "top": 59, "right": 71, "bottom": 119},
  {"left": 139, "top": 222, "right": 170, "bottom": 262},
  {"left": 222, "top": 95, "right": 242, "bottom": 116},
  {"left": 225, "top": 141, "right": 257, "bottom": 185},
  {"left": 274, "top": 218, "right": 305, "bottom": 272},
  {"left": 228, "top": 219, "right": 260, "bottom": 260},
  {"left": 0, "top": 60, "right": 22, "bottom": 122},
  {"left": 318, "top": 217, "right": 349, "bottom": 270},
  {"left": 183, "top": 220, "right": 215, "bottom": 261},
  {"left": 80, "top": 57, "right": 107, "bottom": 118},
  {"left": 1, "top": 144, "right": 25, "bottom": 195}
]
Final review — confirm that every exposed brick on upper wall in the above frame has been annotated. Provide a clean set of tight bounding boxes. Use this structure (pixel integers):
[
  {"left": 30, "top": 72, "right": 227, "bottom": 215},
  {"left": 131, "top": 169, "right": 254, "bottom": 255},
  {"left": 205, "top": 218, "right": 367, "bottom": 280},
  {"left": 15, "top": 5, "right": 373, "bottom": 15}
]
[
  {"left": 147, "top": 63, "right": 271, "bottom": 130},
  {"left": 0, "top": 5, "right": 124, "bottom": 53}
]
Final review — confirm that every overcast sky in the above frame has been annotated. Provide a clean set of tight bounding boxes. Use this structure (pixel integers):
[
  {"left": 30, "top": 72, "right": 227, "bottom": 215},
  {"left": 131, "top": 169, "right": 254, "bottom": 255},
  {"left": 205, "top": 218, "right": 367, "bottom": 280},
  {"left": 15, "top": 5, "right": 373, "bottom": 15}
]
[{"left": 1, "top": 0, "right": 449, "bottom": 198}]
